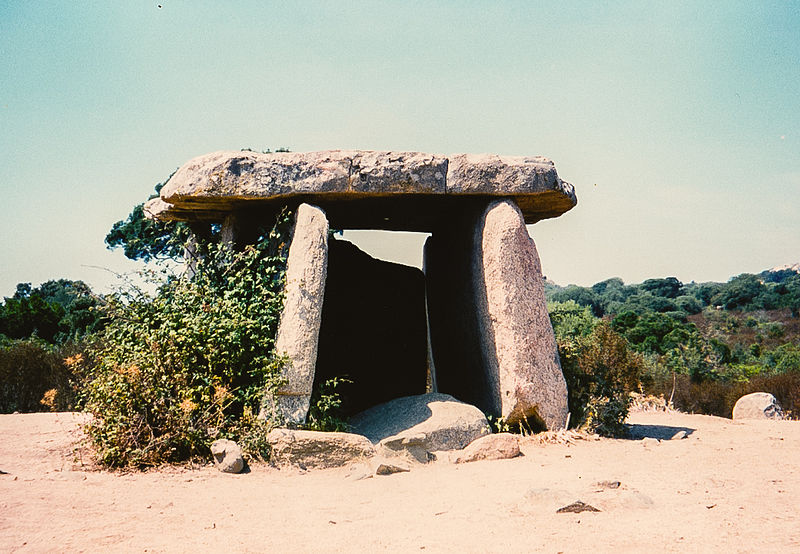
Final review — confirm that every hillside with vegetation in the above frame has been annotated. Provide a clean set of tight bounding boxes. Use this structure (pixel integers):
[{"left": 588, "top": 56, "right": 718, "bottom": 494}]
[{"left": 546, "top": 268, "right": 800, "bottom": 418}]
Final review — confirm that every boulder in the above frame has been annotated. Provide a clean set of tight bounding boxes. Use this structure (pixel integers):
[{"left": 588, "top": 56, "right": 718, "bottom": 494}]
[
  {"left": 453, "top": 432, "right": 521, "bottom": 464},
  {"left": 267, "top": 204, "right": 329, "bottom": 424},
  {"left": 210, "top": 439, "right": 244, "bottom": 474},
  {"left": 732, "top": 392, "right": 784, "bottom": 420},
  {"left": 349, "top": 393, "right": 490, "bottom": 462},
  {"left": 266, "top": 429, "right": 376, "bottom": 469}
]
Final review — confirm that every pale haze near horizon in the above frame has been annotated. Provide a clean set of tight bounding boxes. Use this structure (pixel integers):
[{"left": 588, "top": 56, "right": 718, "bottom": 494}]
[{"left": 1, "top": 2, "right": 798, "bottom": 298}]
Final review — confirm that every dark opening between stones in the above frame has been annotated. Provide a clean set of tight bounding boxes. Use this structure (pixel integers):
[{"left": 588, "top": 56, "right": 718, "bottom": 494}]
[{"left": 312, "top": 237, "right": 430, "bottom": 416}]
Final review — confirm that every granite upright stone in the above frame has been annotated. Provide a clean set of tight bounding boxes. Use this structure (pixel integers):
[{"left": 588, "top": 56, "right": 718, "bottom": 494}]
[
  {"left": 267, "top": 203, "right": 329, "bottom": 424},
  {"left": 478, "top": 200, "right": 568, "bottom": 430}
]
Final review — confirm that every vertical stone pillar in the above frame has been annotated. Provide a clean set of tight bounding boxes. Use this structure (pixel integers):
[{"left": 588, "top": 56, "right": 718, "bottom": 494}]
[
  {"left": 426, "top": 199, "right": 568, "bottom": 430},
  {"left": 267, "top": 203, "right": 329, "bottom": 424},
  {"left": 220, "top": 213, "right": 240, "bottom": 249},
  {"left": 220, "top": 213, "right": 259, "bottom": 251},
  {"left": 478, "top": 200, "right": 568, "bottom": 430},
  {"left": 183, "top": 222, "right": 211, "bottom": 279}
]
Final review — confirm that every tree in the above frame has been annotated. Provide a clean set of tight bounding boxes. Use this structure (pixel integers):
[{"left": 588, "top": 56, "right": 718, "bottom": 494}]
[
  {"left": 108, "top": 148, "right": 291, "bottom": 263},
  {"left": 550, "top": 285, "right": 603, "bottom": 316},
  {"left": 711, "top": 274, "right": 766, "bottom": 310},
  {"left": 0, "top": 279, "right": 103, "bottom": 344},
  {"left": 105, "top": 177, "right": 191, "bottom": 262},
  {"left": 641, "top": 277, "right": 684, "bottom": 299}
]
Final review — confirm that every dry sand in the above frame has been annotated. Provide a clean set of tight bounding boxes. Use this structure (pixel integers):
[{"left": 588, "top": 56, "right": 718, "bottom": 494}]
[{"left": 1, "top": 409, "right": 798, "bottom": 553}]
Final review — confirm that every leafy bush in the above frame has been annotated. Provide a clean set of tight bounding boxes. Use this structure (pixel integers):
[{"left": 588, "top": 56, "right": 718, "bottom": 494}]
[
  {"left": 304, "top": 377, "right": 351, "bottom": 432},
  {"left": 568, "top": 323, "right": 644, "bottom": 436},
  {"left": 549, "top": 302, "right": 644, "bottom": 436},
  {"left": 81, "top": 215, "right": 290, "bottom": 467}
]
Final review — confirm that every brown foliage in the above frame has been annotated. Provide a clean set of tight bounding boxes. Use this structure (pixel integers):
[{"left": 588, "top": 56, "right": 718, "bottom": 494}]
[
  {"left": 645, "top": 373, "right": 800, "bottom": 419},
  {"left": 0, "top": 339, "right": 85, "bottom": 413}
]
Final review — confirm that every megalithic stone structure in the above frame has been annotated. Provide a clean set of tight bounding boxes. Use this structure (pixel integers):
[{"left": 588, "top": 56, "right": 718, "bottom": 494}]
[{"left": 146, "top": 150, "right": 577, "bottom": 430}]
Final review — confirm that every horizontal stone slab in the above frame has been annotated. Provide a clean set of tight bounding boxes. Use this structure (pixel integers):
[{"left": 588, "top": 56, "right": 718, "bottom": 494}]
[{"left": 146, "top": 150, "right": 576, "bottom": 230}]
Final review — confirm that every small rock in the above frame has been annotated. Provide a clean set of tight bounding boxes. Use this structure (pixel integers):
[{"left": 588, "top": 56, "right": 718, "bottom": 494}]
[
  {"left": 732, "top": 392, "right": 784, "bottom": 420},
  {"left": 375, "top": 461, "right": 410, "bottom": 476},
  {"left": 379, "top": 433, "right": 430, "bottom": 463},
  {"left": 641, "top": 437, "right": 660, "bottom": 447},
  {"left": 670, "top": 430, "right": 687, "bottom": 440},
  {"left": 594, "top": 480, "right": 621, "bottom": 490},
  {"left": 453, "top": 433, "right": 521, "bottom": 463},
  {"left": 210, "top": 439, "right": 244, "bottom": 474},
  {"left": 557, "top": 501, "right": 601, "bottom": 513}
]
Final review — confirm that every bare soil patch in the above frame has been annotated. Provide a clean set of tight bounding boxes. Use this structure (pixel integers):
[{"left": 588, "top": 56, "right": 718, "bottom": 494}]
[{"left": 2, "top": 410, "right": 799, "bottom": 552}]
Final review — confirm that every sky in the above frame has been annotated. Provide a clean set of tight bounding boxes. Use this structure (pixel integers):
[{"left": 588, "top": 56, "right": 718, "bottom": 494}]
[{"left": 1, "top": 1, "right": 798, "bottom": 298}]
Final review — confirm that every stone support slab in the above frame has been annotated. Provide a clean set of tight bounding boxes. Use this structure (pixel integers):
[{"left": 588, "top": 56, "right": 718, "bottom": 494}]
[
  {"left": 425, "top": 211, "right": 500, "bottom": 415},
  {"left": 313, "top": 238, "right": 428, "bottom": 416},
  {"left": 479, "top": 200, "right": 568, "bottom": 430},
  {"left": 269, "top": 203, "right": 329, "bottom": 424}
]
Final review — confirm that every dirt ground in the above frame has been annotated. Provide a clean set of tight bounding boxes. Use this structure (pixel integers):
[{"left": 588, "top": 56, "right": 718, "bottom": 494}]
[{"left": 1, "top": 409, "right": 798, "bottom": 553}]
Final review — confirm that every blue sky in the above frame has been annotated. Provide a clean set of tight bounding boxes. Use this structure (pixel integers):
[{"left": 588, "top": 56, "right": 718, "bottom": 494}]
[{"left": 1, "top": 1, "right": 798, "bottom": 298}]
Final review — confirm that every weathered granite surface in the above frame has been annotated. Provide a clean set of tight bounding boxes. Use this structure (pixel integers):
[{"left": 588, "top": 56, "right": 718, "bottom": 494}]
[
  {"left": 266, "top": 429, "right": 376, "bottom": 469},
  {"left": 210, "top": 439, "right": 245, "bottom": 474},
  {"left": 453, "top": 432, "right": 521, "bottom": 464},
  {"left": 732, "top": 392, "right": 784, "bottom": 420},
  {"left": 145, "top": 150, "right": 576, "bottom": 229},
  {"left": 426, "top": 201, "right": 568, "bottom": 430},
  {"left": 268, "top": 204, "right": 329, "bottom": 424},
  {"left": 479, "top": 200, "right": 568, "bottom": 430},
  {"left": 349, "top": 393, "right": 489, "bottom": 462}
]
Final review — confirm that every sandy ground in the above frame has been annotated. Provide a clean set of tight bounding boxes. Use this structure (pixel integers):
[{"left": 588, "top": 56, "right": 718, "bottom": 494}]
[{"left": 1, "top": 410, "right": 798, "bottom": 553}]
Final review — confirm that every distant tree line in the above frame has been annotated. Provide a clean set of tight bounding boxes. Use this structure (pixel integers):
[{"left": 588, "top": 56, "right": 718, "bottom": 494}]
[{"left": 547, "top": 273, "right": 800, "bottom": 319}]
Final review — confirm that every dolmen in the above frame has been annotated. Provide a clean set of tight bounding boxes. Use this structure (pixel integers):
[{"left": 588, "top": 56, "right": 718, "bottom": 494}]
[{"left": 146, "top": 150, "right": 578, "bottom": 431}]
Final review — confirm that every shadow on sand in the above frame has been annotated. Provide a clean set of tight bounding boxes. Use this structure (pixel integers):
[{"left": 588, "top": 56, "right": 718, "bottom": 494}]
[{"left": 624, "top": 423, "right": 695, "bottom": 440}]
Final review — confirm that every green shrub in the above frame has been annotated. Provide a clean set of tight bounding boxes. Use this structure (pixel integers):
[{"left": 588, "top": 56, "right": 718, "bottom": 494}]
[
  {"left": 568, "top": 322, "right": 644, "bottom": 436},
  {"left": 304, "top": 377, "right": 351, "bottom": 432},
  {"left": 81, "top": 215, "right": 290, "bottom": 467},
  {"left": 549, "top": 302, "right": 644, "bottom": 437}
]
